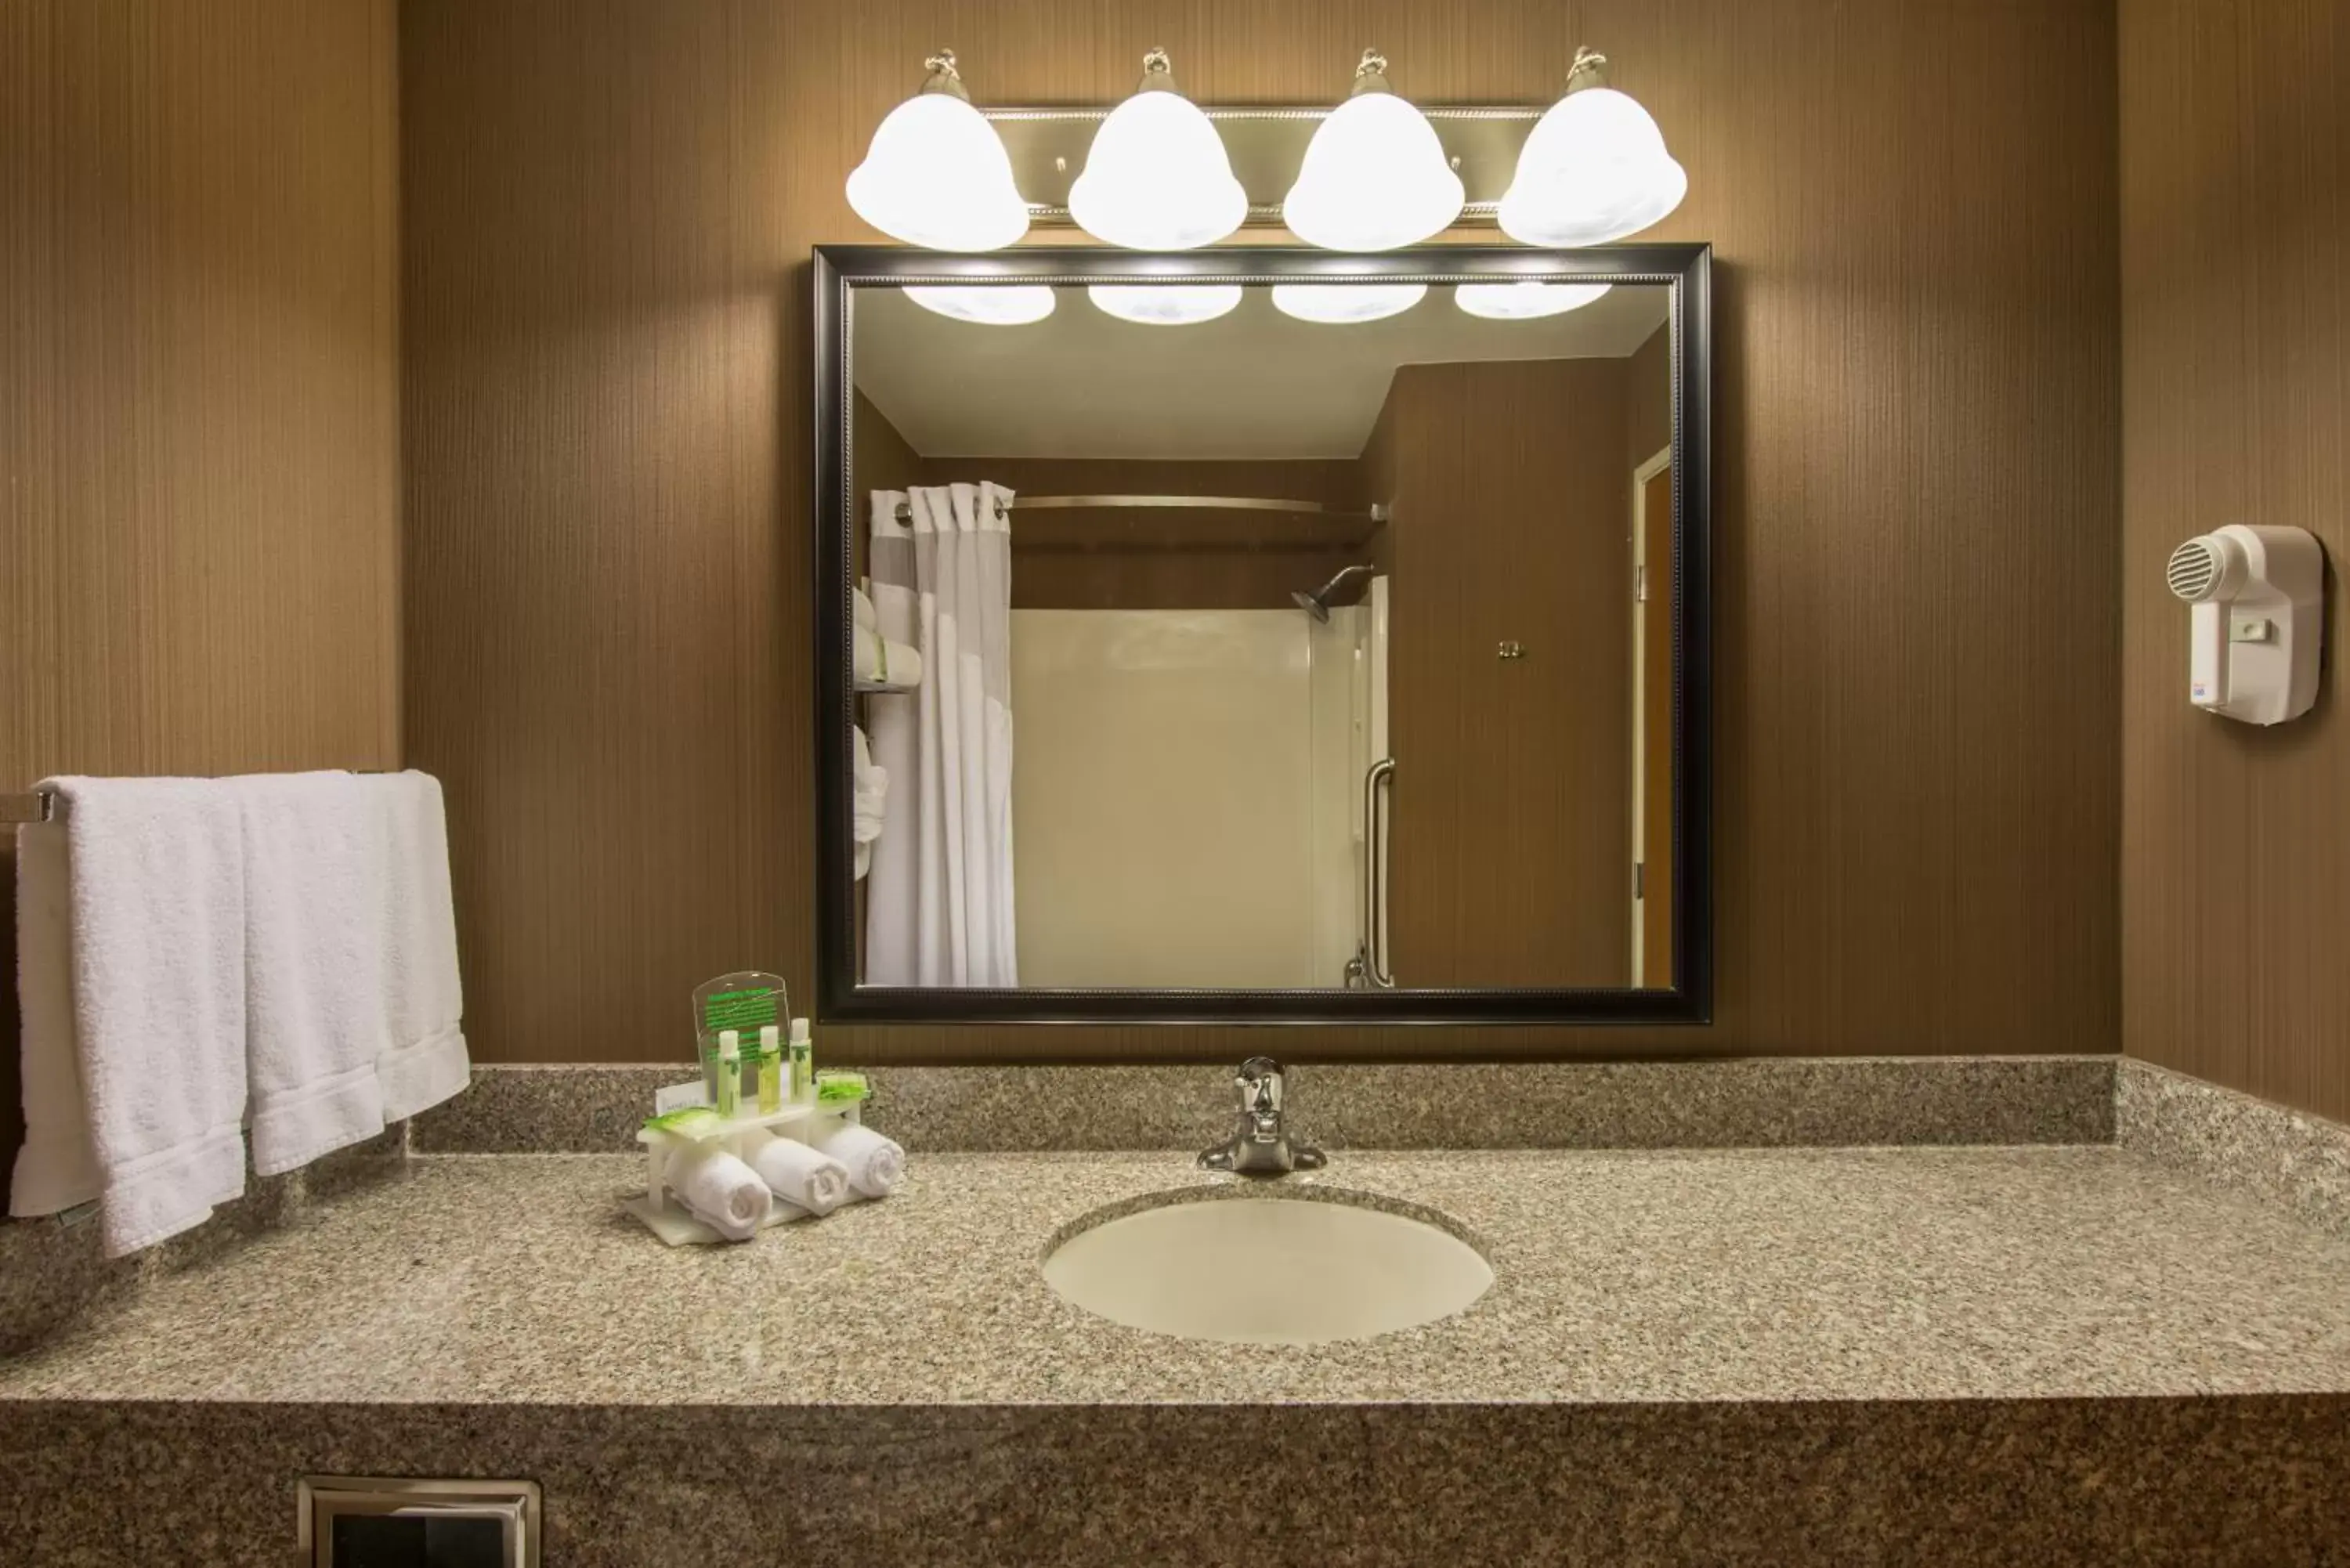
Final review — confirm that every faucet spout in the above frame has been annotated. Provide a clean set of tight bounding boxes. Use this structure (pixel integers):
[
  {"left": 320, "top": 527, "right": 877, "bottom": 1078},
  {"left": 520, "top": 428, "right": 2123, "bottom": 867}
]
[{"left": 1199, "top": 1057, "right": 1328, "bottom": 1176}]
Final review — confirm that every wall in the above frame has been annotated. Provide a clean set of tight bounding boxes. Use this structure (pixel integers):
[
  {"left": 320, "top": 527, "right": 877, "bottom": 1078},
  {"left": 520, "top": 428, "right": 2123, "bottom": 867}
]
[
  {"left": 1374, "top": 359, "right": 1633, "bottom": 987},
  {"left": 1, "top": 0, "right": 403, "bottom": 1139},
  {"left": 2119, "top": 0, "right": 2350, "bottom": 1121},
  {"left": 399, "top": 0, "right": 2120, "bottom": 1064}
]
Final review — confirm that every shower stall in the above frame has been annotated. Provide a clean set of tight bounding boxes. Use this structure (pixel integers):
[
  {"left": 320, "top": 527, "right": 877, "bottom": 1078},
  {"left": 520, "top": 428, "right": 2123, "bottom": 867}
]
[{"left": 1006, "top": 568, "right": 1390, "bottom": 990}]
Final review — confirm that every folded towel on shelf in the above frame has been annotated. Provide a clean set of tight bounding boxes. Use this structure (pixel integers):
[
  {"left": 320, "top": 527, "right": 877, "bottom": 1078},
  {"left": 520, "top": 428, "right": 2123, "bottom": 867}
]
[
  {"left": 853, "top": 584, "right": 878, "bottom": 634},
  {"left": 9, "top": 778, "right": 249, "bottom": 1257},
  {"left": 237, "top": 773, "right": 390, "bottom": 1176},
  {"left": 664, "top": 1143, "right": 772, "bottom": 1241},
  {"left": 742, "top": 1129, "right": 851, "bottom": 1217},
  {"left": 803, "top": 1118, "right": 905, "bottom": 1200},
  {"left": 851, "top": 726, "right": 888, "bottom": 881},
  {"left": 372, "top": 771, "right": 471, "bottom": 1122},
  {"left": 855, "top": 625, "right": 924, "bottom": 689}
]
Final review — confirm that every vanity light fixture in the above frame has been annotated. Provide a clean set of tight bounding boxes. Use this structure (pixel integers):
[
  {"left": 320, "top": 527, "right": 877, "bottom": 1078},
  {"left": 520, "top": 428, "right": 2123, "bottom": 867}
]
[
  {"left": 1282, "top": 51, "right": 1465, "bottom": 251},
  {"left": 902, "top": 285, "right": 1058, "bottom": 325},
  {"left": 1086, "top": 283, "right": 1244, "bottom": 326},
  {"left": 1453, "top": 280, "right": 1613, "bottom": 320},
  {"left": 1271, "top": 283, "right": 1427, "bottom": 324},
  {"left": 1067, "top": 49, "right": 1248, "bottom": 250},
  {"left": 846, "top": 51, "right": 1031, "bottom": 252},
  {"left": 1498, "top": 48, "right": 1686, "bottom": 247}
]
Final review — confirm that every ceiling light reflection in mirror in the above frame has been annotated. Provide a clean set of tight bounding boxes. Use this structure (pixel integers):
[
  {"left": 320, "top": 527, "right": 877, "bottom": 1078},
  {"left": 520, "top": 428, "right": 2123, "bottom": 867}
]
[
  {"left": 903, "top": 285, "right": 1059, "bottom": 326},
  {"left": 1086, "top": 284, "right": 1245, "bottom": 326},
  {"left": 1454, "top": 281, "right": 1613, "bottom": 320},
  {"left": 1271, "top": 283, "right": 1428, "bottom": 324}
]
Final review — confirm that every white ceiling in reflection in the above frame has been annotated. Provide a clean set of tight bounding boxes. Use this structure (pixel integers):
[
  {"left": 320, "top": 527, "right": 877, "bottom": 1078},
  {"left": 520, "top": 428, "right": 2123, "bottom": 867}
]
[{"left": 853, "top": 283, "right": 1672, "bottom": 461}]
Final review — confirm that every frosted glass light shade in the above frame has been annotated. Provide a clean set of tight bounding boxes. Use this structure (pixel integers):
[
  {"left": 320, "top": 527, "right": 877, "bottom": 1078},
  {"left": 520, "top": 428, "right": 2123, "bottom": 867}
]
[
  {"left": 1271, "top": 283, "right": 1427, "bottom": 324},
  {"left": 1068, "top": 63, "right": 1247, "bottom": 250},
  {"left": 1499, "top": 86, "right": 1686, "bottom": 247},
  {"left": 903, "top": 285, "right": 1058, "bottom": 325},
  {"left": 1454, "top": 281, "right": 1613, "bottom": 320},
  {"left": 847, "top": 92, "right": 1031, "bottom": 252},
  {"left": 1283, "top": 92, "right": 1463, "bottom": 251},
  {"left": 1087, "top": 284, "right": 1243, "bottom": 326}
]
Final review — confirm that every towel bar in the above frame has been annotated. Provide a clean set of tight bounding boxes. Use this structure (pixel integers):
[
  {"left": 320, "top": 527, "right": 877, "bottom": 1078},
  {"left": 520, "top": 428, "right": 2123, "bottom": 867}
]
[
  {"left": 3, "top": 772, "right": 404, "bottom": 828},
  {"left": 2, "top": 788, "right": 56, "bottom": 826}
]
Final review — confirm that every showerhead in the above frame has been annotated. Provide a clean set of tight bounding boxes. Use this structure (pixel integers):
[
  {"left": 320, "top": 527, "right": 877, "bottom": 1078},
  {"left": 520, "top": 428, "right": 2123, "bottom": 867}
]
[{"left": 1295, "top": 563, "right": 1374, "bottom": 623}]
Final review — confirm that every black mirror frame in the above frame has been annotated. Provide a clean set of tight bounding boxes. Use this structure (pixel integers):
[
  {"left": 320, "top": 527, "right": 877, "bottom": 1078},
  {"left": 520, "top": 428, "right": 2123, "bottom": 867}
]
[{"left": 812, "top": 242, "right": 1712, "bottom": 1027}]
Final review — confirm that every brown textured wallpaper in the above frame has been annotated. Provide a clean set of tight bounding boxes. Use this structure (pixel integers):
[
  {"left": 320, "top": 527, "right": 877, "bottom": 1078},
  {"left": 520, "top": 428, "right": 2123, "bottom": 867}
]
[
  {"left": 2120, "top": 0, "right": 2350, "bottom": 1121},
  {"left": 399, "top": 0, "right": 2120, "bottom": 1064},
  {"left": 1, "top": 0, "right": 403, "bottom": 1144}
]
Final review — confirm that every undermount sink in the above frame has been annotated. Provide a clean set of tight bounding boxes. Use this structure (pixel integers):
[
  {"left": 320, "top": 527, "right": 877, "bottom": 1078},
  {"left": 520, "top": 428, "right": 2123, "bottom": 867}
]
[{"left": 1042, "top": 1187, "right": 1495, "bottom": 1346}]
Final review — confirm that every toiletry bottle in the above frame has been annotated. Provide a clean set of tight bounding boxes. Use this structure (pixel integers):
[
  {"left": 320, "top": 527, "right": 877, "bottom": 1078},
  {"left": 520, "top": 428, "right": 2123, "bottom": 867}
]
[
  {"left": 757, "top": 1023, "right": 783, "bottom": 1114},
  {"left": 716, "top": 1029, "right": 742, "bottom": 1118},
  {"left": 789, "top": 1017, "right": 813, "bottom": 1102}
]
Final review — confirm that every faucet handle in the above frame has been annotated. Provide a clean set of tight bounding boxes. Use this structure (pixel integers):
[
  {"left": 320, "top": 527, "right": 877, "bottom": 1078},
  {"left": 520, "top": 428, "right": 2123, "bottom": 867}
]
[{"left": 1236, "top": 1056, "right": 1285, "bottom": 1116}]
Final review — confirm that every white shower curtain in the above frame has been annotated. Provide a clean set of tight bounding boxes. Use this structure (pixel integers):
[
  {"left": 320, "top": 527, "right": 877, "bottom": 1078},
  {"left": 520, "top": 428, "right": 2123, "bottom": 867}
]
[{"left": 864, "top": 482, "right": 1018, "bottom": 987}]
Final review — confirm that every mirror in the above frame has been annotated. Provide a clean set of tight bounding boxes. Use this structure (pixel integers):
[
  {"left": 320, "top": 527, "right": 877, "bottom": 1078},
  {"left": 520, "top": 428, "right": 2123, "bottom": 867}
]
[{"left": 814, "top": 247, "right": 1711, "bottom": 1024}]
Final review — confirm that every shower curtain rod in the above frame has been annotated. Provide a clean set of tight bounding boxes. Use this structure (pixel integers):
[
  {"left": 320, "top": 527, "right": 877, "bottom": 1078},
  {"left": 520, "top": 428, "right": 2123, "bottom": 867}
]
[{"left": 891, "top": 495, "right": 1388, "bottom": 522}]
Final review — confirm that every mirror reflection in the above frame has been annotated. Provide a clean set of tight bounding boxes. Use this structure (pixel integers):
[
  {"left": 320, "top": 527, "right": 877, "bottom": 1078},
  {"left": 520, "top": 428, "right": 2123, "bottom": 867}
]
[{"left": 847, "top": 280, "right": 1675, "bottom": 991}]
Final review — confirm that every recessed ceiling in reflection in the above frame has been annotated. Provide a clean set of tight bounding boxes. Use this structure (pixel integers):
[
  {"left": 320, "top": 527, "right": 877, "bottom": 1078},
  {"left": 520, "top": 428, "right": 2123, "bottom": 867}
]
[
  {"left": 1453, "top": 281, "right": 1614, "bottom": 321},
  {"left": 903, "top": 285, "right": 1058, "bottom": 326},
  {"left": 1269, "top": 283, "right": 1429, "bottom": 325},
  {"left": 1087, "top": 284, "right": 1245, "bottom": 327}
]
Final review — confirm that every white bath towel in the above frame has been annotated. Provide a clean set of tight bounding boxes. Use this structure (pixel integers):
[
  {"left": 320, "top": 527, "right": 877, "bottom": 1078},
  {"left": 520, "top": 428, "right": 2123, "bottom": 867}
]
[
  {"left": 855, "top": 624, "right": 924, "bottom": 689},
  {"left": 851, "top": 726, "right": 889, "bottom": 882},
  {"left": 742, "top": 1129, "right": 851, "bottom": 1217},
  {"left": 853, "top": 584, "right": 878, "bottom": 634},
  {"left": 238, "top": 773, "right": 390, "bottom": 1175},
  {"left": 372, "top": 771, "right": 471, "bottom": 1121},
  {"left": 665, "top": 1143, "right": 772, "bottom": 1241},
  {"left": 9, "top": 818, "right": 100, "bottom": 1217},
  {"left": 804, "top": 1118, "right": 904, "bottom": 1200},
  {"left": 10, "top": 779, "right": 248, "bottom": 1256}
]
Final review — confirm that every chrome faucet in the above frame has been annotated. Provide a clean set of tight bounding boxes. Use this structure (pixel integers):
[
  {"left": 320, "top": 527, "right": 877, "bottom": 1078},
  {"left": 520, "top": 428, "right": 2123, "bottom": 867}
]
[{"left": 1199, "top": 1057, "right": 1326, "bottom": 1175}]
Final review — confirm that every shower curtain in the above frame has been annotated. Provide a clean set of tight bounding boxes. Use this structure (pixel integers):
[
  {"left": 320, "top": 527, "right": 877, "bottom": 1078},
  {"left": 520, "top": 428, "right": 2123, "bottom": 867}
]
[{"left": 864, "top": 482, "right": 1018, "bottom": 987}]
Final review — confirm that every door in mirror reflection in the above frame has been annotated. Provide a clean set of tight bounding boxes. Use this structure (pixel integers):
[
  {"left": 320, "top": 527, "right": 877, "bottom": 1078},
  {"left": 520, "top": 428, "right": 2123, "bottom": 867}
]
[{"left": 846, "top": 280, "right": 1675, "bottom": 991}]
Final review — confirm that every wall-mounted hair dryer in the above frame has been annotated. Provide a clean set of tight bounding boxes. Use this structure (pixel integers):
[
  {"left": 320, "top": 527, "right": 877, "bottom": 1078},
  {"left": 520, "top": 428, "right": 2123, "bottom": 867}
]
[{"left": 2164, "top": 524, "right": 2324, "bottom": 725}]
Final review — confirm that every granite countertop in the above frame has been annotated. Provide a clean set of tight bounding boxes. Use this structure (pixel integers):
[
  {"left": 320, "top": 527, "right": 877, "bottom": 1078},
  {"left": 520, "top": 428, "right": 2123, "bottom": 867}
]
[{"left": 6, "top": 1145, "right": 2350, "bottom": 1409}]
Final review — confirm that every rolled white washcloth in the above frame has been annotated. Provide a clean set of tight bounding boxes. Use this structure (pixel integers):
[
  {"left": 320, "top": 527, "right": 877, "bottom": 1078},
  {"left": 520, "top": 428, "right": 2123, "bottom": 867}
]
[
  {"left": 664, "top": 1143, "right": 772, "bottom": 1241},
  {"left": 804, "top": 1119, "right": 905, "bottom": 1200},
  {"left": 742, "top": 1130, "right": 850, "bottom": 1218}
]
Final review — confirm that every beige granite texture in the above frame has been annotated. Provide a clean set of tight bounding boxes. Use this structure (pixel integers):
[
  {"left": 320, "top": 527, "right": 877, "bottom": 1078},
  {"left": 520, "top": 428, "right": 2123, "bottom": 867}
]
[
  {"left": 5, "top": 1396, "right": 2347, "bottom": 1566},
  {"left": 4, "top": 1147, "right": 2350, "bottom": 1560},
  {"left": 4, "top": 1147, "right": 2350, "bottom": 1562},
  {"left": 410, "top": 1055, "right": 2119, "bottom": 1154},
  {"left": 2118, "top": 1057, "right": 2350, "bottom": 1243},
  {"left": 8, "top": 1147, "right": 2350, "bottom": 1407},
  {"left": 0, "top": 1129, "right": 407, "bottom": 1357}
]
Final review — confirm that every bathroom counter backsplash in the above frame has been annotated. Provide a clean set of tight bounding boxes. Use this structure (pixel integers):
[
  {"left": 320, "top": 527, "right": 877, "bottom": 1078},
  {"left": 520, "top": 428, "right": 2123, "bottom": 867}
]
[
  {"left": 411, "top": 1056, "right": 2120, "bottom": 1155},
  {"left": 7, "top": 1141, "right": 2350, "bottom": 1410}
]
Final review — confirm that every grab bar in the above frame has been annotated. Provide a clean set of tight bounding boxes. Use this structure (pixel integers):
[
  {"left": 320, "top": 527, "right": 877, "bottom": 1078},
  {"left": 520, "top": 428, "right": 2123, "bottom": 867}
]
[{"left": 1362, "top": 757, "right": 1396, "bottom": 988}]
